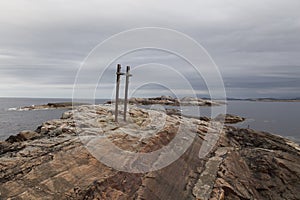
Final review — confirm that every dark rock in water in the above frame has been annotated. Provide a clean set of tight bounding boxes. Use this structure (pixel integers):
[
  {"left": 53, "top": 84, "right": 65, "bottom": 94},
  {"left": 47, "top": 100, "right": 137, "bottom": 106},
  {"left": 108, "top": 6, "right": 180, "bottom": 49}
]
[
  {"left": 0, "top": 105, "right": 299, "bottom": 199},
  {"left": 47, "top": 102, "right": 73, "bottom": 107},
  {"left": 214, "top": 113, "right": 245, "bottom": 124}
]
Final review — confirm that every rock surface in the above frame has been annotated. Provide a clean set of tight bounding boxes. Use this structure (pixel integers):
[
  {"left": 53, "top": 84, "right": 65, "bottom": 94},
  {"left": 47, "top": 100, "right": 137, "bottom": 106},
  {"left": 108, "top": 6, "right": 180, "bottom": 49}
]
[
  {"left": 106, "top": 96, "right": 224, "bottom": 106},
  {"left": 0, "top": 105, "right": 299, "bottom": 200}
]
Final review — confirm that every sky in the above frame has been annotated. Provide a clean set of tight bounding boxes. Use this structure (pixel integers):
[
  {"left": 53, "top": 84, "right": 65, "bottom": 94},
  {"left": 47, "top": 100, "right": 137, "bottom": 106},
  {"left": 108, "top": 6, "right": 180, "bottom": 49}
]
[{"left": 0, "top": 0, "right": 299, "bottom": 99}]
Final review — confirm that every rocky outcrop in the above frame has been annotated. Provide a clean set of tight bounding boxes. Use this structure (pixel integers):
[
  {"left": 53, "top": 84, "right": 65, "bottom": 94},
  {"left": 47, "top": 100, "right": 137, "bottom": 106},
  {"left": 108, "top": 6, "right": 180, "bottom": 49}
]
[
  {"left": 5, "top": 130, "right": 41, "bottom": 143},
  {"left": 180, "top": 96, "right": 222, "bottom": 106},
  {"left": 106, "top": 96, "right": 224, "bottom": 106},
  {"left": 214, "top": 114, "right": 245, "bottom": 124},
  {"left": 209, "top": 127, "right": 300, "bottom": 199},
  {"left": 0, "top": 105, "right": 299, "bottom": 200},
  {"left": 166, "top": 109, "right": 244, "bottom": 124}
]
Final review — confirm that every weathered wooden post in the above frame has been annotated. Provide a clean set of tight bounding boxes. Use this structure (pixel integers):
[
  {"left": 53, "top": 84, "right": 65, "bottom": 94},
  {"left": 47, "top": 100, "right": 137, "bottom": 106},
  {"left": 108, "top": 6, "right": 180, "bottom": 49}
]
[
  {"left": 123, "top": 66, "right": 132, "bottom": 121},
  {"left": 115, "top": 64, "right": 124, "bottom": 123}
]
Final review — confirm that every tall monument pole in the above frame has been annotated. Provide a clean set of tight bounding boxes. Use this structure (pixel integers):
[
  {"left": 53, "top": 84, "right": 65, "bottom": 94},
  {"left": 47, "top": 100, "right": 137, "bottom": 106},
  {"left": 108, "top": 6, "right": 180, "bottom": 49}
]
[
  {"left": 115, "top": 64, "right": 124, "bottom": 122},
  {"left": 123, "top": 66, "right": 132, "bottom": 121}
]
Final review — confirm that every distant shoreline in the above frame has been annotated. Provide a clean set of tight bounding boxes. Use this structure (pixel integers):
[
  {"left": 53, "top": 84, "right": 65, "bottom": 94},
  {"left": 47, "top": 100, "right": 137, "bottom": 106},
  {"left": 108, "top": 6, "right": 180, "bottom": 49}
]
[
  {"left": 1, "top": 96, "right": 300, "bottom": 102},
  {"left": 227, "top": 98, "right": 300, "bottom": 102}
]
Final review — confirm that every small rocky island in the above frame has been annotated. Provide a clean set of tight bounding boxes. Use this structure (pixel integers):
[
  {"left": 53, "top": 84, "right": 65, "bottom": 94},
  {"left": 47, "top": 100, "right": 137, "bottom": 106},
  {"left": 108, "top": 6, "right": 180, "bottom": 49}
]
[
  {"left": 14, "top": 96, "right": 223, "bottom": 111},
  {"left": 106, "top": 96, "right": 224, "bottom": 106},
  {"left": 1, "top": 104, "right": 299, "bottom": 199},
  {"left": 16, "top": 102, "right": 84, "bottom": 111}
]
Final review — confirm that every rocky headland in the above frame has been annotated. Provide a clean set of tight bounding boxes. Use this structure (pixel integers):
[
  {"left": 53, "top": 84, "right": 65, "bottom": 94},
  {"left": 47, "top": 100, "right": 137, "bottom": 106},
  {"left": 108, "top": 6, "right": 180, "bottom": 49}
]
[{"left": 1, "top": 104, "right": 299, "bottom": 199}]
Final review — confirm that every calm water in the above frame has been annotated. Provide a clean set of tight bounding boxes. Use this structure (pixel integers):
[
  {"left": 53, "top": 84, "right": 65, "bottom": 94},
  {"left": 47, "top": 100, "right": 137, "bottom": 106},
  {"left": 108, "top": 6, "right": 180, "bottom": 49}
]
[
  {"left": 0, "top": 98, "right": 108, "bottom": 140},
  {"left": 178, "top": 101, "right": 300, "bottom": 143},
  {"left": 0, "top": 98, "right": 70, "bottom": 140},
  {"left": 0, "top": 98, "right": 299, "bottom": 143},
  {"left": 230, "top": 101, "right": 300, "bottom": 143}
]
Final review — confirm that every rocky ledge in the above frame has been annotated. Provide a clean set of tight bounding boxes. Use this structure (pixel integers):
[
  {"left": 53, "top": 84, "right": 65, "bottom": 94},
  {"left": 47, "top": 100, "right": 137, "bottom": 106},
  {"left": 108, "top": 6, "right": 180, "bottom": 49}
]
[
  {"left": 0, "top": 105, "right": 299, "bottom": 200},
  {"left": 165, "top": 109, "right": 245, "bottom": 124},
  {"left": 106, "top": 96, "right": 224, "bottom": 106}
]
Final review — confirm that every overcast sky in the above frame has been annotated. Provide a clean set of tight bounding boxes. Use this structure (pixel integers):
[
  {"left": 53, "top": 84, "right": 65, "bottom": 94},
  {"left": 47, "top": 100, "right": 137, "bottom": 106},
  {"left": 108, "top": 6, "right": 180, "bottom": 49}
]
[{"left": 0, "top": 0, "right": 299, "bottom": 99}]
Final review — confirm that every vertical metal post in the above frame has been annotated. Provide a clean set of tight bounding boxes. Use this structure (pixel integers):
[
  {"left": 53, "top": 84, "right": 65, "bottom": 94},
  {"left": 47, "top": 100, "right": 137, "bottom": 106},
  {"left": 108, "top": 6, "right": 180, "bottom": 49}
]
[
  {"left": 123, "top": 66, "right": 132, "bottom": 121},
  {"left": 115, "top": 64, "right": 123, "bottom": 123}
]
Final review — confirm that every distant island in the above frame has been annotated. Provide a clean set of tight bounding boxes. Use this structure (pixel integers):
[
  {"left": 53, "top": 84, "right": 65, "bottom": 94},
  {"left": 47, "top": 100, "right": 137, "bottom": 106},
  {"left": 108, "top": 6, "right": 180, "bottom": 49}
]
[
  {"left": 227, "top": 97, "right": 300, "bottom": 102},
  {"left": 12, "top": 96, "right": 300, "bottom": 112},
  {"left": 13, "top": 96, "right": 225, "bottom": 111},
  {"left": 13, "top": 102, "right": 85, "bottom": 111},
  {"left": 106, "top": 95, "right": 225, "bottom": 106}
]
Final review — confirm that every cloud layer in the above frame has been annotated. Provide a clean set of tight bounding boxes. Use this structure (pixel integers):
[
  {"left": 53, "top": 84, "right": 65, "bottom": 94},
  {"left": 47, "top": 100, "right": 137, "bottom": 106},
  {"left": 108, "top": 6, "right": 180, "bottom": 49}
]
[{"left": 0, "top": 0, "right": 299, "bottom": 98}]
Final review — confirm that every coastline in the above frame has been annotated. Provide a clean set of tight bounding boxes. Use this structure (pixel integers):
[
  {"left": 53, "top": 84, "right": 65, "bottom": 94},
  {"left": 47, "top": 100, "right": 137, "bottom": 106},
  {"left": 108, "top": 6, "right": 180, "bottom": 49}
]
[
  {"left": 1, "top": 104, "right": 300, "bottom": 199},
  {"left": 228, "top": 98, "right": 300, "bottom": 102}
]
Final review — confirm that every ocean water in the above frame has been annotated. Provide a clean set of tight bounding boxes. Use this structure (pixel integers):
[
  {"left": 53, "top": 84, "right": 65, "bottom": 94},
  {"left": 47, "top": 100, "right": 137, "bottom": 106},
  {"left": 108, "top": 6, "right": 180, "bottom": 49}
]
[
  {"left": 226, "top": 101, "right": 300, "bottom": 143},
  {"left": 0, "top": 98, "right": 299, "bottom": 143},
  {"left": 0, "top": 98, "right": 110, "bottom": 140},
  {"left": 0, "top": 98, "right": 69, "bottom": 140},
  {"left": 178, "top": 101, "right": 300, "bottom": 143}
]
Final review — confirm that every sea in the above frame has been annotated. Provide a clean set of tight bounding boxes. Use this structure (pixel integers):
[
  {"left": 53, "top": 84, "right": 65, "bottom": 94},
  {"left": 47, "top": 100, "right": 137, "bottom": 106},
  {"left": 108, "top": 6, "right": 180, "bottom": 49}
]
[{"left": 0, "top": 98, "right": 299, "bottom": 143}]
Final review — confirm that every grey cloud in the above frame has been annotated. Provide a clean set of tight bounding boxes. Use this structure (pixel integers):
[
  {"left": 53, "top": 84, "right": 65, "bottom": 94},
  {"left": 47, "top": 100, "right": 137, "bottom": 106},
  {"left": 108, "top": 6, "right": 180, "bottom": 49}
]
[{"left": 0, "top": 0, "right": 300, "bottom": 98}]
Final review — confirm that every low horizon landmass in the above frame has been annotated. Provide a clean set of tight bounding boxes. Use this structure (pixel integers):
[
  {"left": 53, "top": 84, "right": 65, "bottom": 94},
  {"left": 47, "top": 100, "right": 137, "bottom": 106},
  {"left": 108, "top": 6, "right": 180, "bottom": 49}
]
[{"left": 1, "top": 95, "right": 300, "bottom": 102}]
